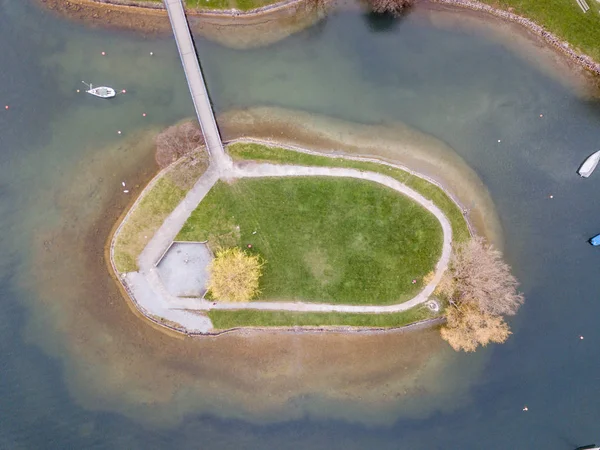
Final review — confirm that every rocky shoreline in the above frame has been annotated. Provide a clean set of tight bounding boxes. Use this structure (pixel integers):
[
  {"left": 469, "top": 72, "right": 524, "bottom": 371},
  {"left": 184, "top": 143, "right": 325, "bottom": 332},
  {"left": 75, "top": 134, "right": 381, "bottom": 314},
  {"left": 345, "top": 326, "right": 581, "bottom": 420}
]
[{"left": 432, "top": 0, "right": 600, "bottom": 75}]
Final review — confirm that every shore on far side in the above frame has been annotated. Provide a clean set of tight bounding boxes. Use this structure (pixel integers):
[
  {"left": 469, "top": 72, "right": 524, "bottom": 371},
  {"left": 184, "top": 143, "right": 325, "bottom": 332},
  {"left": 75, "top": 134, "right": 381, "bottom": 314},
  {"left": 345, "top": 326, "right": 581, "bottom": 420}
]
[{"left": 37, "top": 0, "right": 600, "bottom": 82}]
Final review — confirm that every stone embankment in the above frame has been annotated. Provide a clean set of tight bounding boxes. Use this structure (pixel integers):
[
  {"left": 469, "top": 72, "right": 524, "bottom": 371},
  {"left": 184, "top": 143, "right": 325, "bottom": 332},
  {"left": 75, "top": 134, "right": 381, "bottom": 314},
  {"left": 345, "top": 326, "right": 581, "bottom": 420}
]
[{"left": 433, "top": 0, "right": 600, "bottom": 75}]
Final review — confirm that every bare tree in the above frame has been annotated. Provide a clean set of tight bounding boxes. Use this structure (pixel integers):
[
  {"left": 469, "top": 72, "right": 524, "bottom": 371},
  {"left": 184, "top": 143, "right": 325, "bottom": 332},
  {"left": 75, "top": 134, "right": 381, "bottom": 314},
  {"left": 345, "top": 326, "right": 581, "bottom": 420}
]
[
  {"left": 450, "top": 236, "right": 524, "bottom": 316},
  {"left": 441, "top": 303, "right": 511, "bottom": 352},
  {"left": 155, "top": 121, "right": 205, "bottom": 169},
  {"left": 369, "top": 0, "right": 414, "bottom": 17}
]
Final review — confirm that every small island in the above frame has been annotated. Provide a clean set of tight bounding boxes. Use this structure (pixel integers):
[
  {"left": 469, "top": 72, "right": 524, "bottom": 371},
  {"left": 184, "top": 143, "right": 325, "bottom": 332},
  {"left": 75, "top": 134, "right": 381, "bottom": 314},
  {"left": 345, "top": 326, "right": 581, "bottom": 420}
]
[
  {"left": 104, "top": 0, "right": 525, "bottom": 353},
  {"left": 110, "top": 120, "right": 523, "bottom": 352}
]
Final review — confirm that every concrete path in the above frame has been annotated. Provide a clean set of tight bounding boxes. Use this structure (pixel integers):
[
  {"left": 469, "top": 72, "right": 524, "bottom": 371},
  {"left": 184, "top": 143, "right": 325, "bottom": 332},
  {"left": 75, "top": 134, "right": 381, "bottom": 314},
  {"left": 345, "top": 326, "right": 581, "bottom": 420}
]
[
  {"left": 167, "top": 162, "right": 452, "bottom": 313},
  {"left": 163, "top": 0, "right": 231, "bottom": 170},
  {"left": 124, "top": 1, "right": 454, "bottom": 333},
  {"left": 123, "top": 160, "right": 452, "bottom": 333},
  {"left": 138, "top": 165, "right": 220, "bottom": 272}
]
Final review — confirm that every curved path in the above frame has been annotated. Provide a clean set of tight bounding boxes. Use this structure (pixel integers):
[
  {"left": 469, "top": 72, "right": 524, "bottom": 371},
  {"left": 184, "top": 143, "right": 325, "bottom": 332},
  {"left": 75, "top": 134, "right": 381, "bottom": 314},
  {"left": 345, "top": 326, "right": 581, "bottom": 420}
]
[
  {"left": 117, "top": 1, "right": 454, "bottom": 333},
  {"left": 121, "top": 157, "right": 453, "bottom": 333}
]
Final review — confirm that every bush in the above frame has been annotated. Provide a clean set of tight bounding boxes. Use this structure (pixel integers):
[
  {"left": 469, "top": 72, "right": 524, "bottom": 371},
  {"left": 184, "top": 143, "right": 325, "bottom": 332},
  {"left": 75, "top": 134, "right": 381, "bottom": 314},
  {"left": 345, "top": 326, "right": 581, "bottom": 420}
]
[
  {"left": 155, "top": 121, "right": 205, "bottom": 169},
  {"left": 440, "top": 303, "right": 511, "bottom": 352},
  {"left": 439, "top": 236, "right": 524, "bottom": 352},
  {"left": 207, "top": 248, "right": 263, "bottom": 302},
  {"left": 450, "top": 236, "right": 524, "bottom": 316},
  {"left": 369, "top": 0, "right": 414, "bottom": 17}
]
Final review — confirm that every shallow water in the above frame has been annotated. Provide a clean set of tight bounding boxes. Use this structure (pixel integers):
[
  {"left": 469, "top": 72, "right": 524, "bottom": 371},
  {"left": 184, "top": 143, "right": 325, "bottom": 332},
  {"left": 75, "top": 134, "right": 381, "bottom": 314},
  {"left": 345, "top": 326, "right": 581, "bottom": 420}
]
[{"left": 2, "top": 0, "right": 600, "bottom": 448}]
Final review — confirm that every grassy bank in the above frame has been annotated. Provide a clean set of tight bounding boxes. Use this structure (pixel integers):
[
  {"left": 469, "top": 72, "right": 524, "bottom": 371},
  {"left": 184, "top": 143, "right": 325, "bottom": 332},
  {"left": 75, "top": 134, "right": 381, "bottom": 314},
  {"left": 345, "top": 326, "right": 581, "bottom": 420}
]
[
  {"left": 177, "top": 176, "right": 443, "bottom": 305},
  {"left": 208, "top": 305, "right": 437, "bottom": 329},
  {"left": 140, "top": 0, "right": 285, "bottom": 11},
  {"left": 113, "top": 151, "right": 207, "bottom": 272},
  {"left": 479, "top": 0, "right": 600, "bottom": 62},
  {"left": 227, "top": 142, "right": 471, "bottom": 243}
]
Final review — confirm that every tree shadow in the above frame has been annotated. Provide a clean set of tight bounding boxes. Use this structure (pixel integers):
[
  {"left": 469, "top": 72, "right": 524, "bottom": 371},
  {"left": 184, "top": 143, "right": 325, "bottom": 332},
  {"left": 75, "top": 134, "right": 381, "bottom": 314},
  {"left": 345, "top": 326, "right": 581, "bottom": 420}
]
[{"left": 363, "top": 11, "right": 403, "bottom": 33}]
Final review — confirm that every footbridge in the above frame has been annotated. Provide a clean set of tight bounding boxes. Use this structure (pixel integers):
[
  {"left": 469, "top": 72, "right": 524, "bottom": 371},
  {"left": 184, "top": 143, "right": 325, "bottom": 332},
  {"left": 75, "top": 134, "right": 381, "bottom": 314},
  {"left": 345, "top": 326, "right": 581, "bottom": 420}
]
[{"left": 163, "top": 0, "right": 230, "bottom": 168}]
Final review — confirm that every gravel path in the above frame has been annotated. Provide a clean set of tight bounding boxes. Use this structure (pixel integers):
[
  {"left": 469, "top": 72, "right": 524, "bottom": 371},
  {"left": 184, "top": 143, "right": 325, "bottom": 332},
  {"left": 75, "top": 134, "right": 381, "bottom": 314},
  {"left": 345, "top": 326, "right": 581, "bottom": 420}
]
[{"left": 122, "top": 159, "right": 453, "bottom": 333}]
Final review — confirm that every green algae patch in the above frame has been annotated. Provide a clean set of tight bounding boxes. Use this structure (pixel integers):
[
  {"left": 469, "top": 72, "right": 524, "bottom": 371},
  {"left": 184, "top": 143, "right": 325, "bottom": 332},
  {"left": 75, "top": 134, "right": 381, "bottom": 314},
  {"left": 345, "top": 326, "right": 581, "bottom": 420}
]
[
  {"left": 177, "top": 176, "right": 443, "bottom": 305},
  {"left": 208, "top": 305, "right": 435, "bottom": 329},
  {"left": 227, "top": 142, "right": 470, "bottom": 244}
]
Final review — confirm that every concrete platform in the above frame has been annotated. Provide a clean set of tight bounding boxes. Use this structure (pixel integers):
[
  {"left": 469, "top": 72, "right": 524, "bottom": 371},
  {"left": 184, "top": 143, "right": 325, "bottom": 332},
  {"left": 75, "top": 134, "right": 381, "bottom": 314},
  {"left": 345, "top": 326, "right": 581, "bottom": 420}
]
[{"left": 156, "top": 242, "right": 212, "bottom": 297}]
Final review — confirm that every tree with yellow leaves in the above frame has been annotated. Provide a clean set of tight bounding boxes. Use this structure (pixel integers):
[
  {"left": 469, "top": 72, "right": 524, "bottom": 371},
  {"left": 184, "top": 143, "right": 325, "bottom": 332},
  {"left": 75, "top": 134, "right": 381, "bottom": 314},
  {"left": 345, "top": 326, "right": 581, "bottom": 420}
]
[
  {"left": 439, "top": 236, "right": 523, "bottom": 352},
  {"left": 207, "top": 248, "right": 263, "bottom": 302},
  {"left": 441, "top": 303, "right": 511, "bottom": 352}
]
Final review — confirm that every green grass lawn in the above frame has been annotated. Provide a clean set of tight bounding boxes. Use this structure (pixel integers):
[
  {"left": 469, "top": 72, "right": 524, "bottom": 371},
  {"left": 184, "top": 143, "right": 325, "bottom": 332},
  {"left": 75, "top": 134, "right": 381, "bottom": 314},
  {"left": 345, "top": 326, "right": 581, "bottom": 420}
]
[
  {"left": 227, "top": 142, "right": 470, "bottom": 244},
  {"left": 479, "top": 0, "right": 600, "bottom": 62},
  {"left": 177, "top": 176, "right": 443, "bottom": 305},
  {"left": 113, "top": 151, "right": 207, "bottom": 273},
  {"left": 208, "top": 305, "right": 436, "bottom": 329},
  {"left": 139, "top": 0, "right": 279, "bottom": 11}
]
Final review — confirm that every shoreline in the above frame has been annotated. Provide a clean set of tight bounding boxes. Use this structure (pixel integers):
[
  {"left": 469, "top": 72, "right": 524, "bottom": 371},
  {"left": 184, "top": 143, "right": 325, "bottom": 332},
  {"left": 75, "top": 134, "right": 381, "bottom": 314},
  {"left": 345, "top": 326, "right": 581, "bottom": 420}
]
[
  {"left": 107, "top": 146, "right": 453, "bottom": 337},
  {"left": 107, "top": 107, "right": 497, "bottom": 337},
  {"left": 37, "top": 0, "right": 325, "bottom": 49},
  {"left": 39, "top": 0, "right": 600, "bottom": 75},
  {"left": 80, "top": 0, "right": 309, "bottom": 16},
  {"left": 430, "top": 0, "right": 600, "bottom": 76}
]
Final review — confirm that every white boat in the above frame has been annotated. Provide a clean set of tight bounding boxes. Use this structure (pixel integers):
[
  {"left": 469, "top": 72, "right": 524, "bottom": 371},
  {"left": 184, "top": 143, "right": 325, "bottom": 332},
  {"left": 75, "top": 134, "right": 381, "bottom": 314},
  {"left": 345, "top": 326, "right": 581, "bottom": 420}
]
[
  {"left": 83, "top": 81, "right": 116, "bottom": 99},
  {"left": 577, "top": 150, "right": 600, "bottom": 177}
]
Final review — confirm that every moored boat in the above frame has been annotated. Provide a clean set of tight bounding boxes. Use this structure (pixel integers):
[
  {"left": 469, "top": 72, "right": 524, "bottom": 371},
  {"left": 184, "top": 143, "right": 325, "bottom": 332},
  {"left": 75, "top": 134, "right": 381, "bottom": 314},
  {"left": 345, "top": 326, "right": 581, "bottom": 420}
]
[
  {"left": 86, "top": 84, "right": 116, "bottom": 99},
  {"left": 82, "top": 81, "right": 116, "bottom": 99},
  {"left": 577, "top": 150, "right": 600, "bottom": 177},
  {"left": 575, "top": 445, "right": 600, "bottom": 450},
  {"left": 589, "top": 234, "right": 600, "bottom": 246}
]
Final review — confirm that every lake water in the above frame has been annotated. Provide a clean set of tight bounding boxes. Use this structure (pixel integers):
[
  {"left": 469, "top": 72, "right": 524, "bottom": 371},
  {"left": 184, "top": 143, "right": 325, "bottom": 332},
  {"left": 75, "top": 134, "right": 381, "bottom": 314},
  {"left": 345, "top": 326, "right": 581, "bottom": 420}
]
[{"left": 2, "top": 0, "right": 600, "bottom": 448}]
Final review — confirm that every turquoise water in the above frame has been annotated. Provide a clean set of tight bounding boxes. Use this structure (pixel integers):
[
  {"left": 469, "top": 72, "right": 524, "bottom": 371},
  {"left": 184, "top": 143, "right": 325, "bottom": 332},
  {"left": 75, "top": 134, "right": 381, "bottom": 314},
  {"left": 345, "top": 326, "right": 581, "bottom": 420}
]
[{"left": 2, "top": 0, "right": 600, "bottom": 447}]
